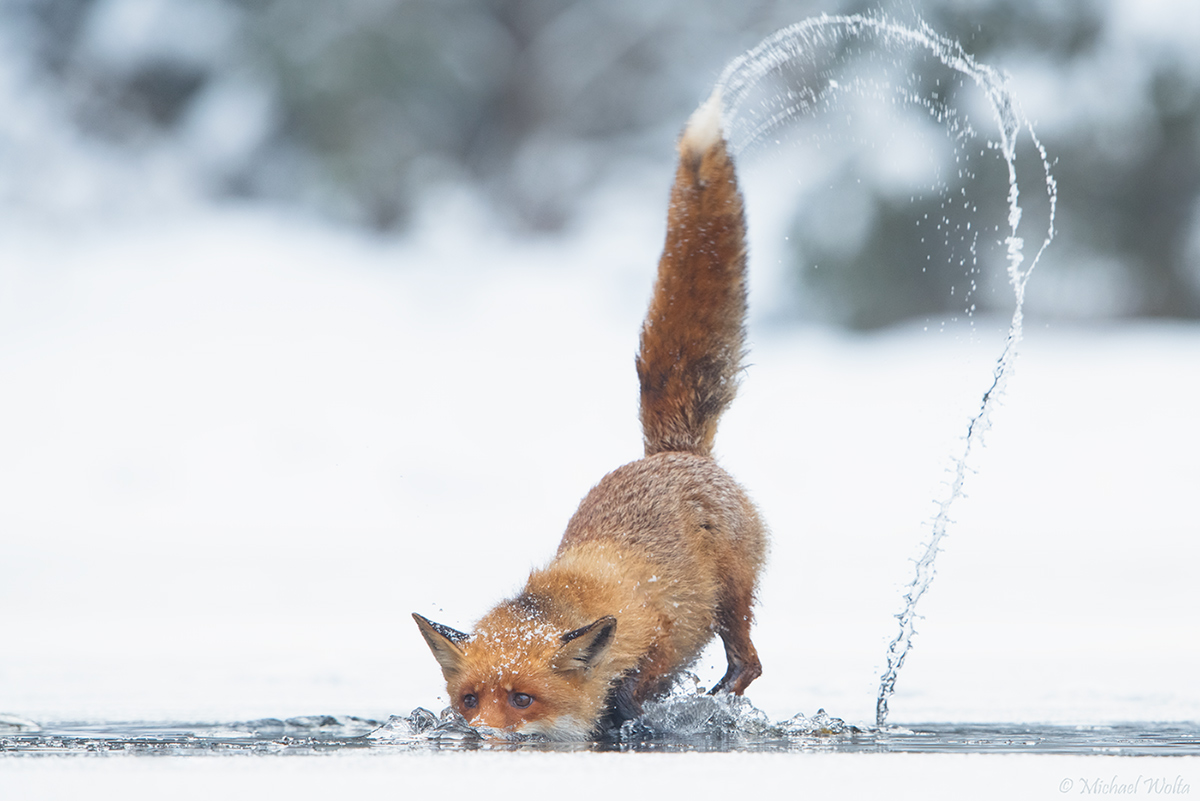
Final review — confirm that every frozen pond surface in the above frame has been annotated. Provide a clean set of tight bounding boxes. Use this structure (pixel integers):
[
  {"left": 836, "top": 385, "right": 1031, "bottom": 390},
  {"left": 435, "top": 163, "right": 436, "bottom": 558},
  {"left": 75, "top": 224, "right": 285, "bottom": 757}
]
[
  {"left": 6, "top": 719, "right": 1200, "bottom": 757},
  {"left": 5, "top": 707, "right": 1200, "bottom": 757},
  {"left": 2, "top": 199, "right": 1198, "bottom": 800},
  {"left": 1, "top": 206, "right": 1198, "bottom": 801}
]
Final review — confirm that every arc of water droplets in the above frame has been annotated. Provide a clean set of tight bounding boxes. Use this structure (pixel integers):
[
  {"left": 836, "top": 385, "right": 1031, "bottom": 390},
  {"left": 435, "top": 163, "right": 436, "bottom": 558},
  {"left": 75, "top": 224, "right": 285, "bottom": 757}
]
[{"left": 710, "top": 13, "right": 1057, "bottom": 728}]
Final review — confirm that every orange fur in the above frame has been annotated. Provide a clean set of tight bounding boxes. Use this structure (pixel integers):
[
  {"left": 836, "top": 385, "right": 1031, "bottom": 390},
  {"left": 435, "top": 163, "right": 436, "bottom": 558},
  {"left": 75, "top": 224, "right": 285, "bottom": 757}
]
[
  {"left": 414, "top": 91, "right": 767, "bottom": 739},
  {"left": 637, "top": 90, "right": 747, "bottom": 458}
]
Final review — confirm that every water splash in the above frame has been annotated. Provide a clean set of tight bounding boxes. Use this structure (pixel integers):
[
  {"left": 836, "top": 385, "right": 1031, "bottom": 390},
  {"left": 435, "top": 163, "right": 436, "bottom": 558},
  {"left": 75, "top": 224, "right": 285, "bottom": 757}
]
[
  {"left": 710, "top": 14, "right": 1057, "bottom": 725},
  {"left": 363, "top": 688, "right": 854, "bottom": 748},
  {"left": 619, "top": 693, "right": 776, "bottom": 741},
  {"left": 368, "top": 706, "right": 481, "bottom": 743}
]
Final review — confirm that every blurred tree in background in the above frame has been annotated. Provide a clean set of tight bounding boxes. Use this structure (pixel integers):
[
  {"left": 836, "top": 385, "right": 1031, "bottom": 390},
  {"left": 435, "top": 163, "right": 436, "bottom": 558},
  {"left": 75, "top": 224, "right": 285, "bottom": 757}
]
[
  {"left": 4, "top": 0, "right": 1199, "bottom": 326},
  {"left": 814, "top": 0, "right": 1200, "bottom": 325}
]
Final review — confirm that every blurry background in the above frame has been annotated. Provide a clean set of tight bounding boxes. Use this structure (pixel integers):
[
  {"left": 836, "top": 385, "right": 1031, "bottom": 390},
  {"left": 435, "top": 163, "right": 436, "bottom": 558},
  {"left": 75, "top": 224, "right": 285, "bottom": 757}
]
[
  {"left": 1, "top": 0, "right": 1197, "bottom": 728},
  {"left": 3, "top": 0, "right": 1199, "bottom": 326}
]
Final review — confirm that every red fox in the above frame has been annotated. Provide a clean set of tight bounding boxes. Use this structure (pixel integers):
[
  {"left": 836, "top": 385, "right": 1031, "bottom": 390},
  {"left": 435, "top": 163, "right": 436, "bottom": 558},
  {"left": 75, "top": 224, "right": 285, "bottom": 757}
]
[{"left": 413, "top": 89, "right": 767, "bottom": 740}]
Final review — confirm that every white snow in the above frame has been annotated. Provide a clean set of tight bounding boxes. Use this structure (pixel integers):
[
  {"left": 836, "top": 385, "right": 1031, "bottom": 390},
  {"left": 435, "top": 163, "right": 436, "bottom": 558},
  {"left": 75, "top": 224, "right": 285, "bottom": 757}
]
[
  {"left": 0, "top": 171, "right": 1197, "bottom": 799},
  {"left": 0, "top": 189, "right": 1196, "bottom": 732},
  {"left": 6, "top": 750, "right": 1196, "bottom": 801}
]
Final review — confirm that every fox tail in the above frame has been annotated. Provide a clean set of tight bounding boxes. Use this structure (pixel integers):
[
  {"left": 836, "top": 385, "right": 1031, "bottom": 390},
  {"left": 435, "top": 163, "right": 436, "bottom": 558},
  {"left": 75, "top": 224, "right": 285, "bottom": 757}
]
[{"left": 636, "top": 89, "right": 748, "bottom": 458}]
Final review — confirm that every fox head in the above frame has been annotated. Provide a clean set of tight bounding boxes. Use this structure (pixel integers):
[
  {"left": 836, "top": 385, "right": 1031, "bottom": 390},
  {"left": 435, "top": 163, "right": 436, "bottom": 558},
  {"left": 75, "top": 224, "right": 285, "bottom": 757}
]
[{"left": 412, "top": 611, "right": 617, "bottom": 740}]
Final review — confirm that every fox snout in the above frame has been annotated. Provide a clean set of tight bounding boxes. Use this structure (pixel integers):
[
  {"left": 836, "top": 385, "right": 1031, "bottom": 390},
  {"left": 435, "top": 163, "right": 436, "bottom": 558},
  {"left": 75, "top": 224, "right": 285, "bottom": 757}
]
[{"left": 413, "top": 611, "right": 619, "bottom": 739}]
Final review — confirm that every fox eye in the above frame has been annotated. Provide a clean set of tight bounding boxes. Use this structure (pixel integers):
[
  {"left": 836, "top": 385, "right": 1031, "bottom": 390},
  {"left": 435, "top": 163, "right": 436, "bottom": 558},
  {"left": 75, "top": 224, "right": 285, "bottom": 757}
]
[
  {"left": 510, "top": 692, "right": 533, "bottom": 709},
  {"left": 462, "top": 694, "right": 478, "bottom": 709}
]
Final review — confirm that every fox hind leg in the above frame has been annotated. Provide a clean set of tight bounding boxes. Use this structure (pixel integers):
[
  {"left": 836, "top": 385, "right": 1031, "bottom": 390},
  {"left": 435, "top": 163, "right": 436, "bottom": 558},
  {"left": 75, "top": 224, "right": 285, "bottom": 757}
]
[{"left": 710, "top": 579, "right": 762, "bottom": 695}]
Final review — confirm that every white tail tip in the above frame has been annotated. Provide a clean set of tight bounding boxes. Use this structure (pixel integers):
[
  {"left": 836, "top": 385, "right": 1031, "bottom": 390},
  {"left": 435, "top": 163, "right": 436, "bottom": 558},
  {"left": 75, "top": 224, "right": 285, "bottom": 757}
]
[{"left": 680, "top": 88, "right": 724, "bottom": 156}]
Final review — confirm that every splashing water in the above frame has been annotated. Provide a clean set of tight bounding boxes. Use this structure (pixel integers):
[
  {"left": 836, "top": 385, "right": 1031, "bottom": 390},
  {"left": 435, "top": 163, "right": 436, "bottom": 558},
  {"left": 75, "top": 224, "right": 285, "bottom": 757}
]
[
  {"left": 361, "top": 689, "right": 856, "bottom": 748},
  {"left": 710, "top": 14, "right": 1057, "bottom": 726}
]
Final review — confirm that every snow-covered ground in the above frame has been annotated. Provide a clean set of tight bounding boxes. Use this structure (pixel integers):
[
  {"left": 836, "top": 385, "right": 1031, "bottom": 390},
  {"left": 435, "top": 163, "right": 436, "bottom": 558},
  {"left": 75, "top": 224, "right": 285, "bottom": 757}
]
[
  {"left": 6, "top": 750, "right": 1197, "bottom": 801},
  {"left": 1, "top": 182, "right": 1196, "bottom": 721},
  {"left": 1, "top": 188, "right": 1198, "bottom": 793}
]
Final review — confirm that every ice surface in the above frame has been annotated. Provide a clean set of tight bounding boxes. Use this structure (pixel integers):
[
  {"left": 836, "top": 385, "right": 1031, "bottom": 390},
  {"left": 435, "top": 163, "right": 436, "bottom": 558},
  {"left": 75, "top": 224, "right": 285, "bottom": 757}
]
[
  {"left": 0, "top": 165, "right": 1195, "bottom": 729},
  {"left": 6, "top": 707, "right": 1198, "bottom": 756},
  {"left": 0, "top": 193, "right": 1196, "bottom": 771},
  {"left": 0, "top": 751, "right": 1196, "bottom": 801}
]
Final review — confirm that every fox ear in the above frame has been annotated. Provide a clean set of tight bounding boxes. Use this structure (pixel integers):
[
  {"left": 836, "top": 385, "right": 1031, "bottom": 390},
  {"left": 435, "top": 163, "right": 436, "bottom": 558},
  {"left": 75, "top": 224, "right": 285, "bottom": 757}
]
[
  {"left": 413, "top": 613, "right": 469, "bottom": 681},
  {"left": 552, "top": 616, "right": 617, "bottom": 673}
]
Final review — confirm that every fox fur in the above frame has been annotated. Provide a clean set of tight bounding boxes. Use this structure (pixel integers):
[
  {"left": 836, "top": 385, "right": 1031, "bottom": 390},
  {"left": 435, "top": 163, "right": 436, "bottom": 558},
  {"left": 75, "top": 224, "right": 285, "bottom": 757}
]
[{"left": 414, "top": 89, "right": 767, "bottom": 740}]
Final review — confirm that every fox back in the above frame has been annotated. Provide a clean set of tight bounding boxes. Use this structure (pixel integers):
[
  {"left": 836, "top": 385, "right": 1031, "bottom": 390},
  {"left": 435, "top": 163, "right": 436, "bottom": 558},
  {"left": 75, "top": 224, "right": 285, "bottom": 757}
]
[{"left": 414, "top": 90, "right": 767, "bottom": 739}]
